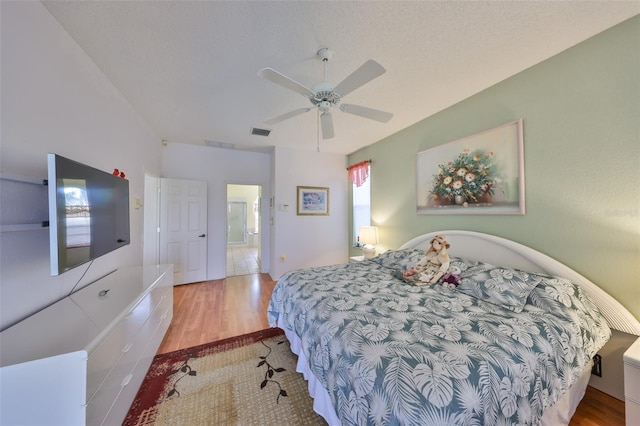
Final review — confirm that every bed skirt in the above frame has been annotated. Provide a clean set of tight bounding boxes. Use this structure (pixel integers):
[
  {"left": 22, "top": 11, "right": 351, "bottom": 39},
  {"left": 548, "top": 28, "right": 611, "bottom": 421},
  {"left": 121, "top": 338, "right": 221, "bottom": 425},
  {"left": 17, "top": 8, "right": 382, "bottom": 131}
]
[{"left": 282, "top": 324, "right": 342, "bottom": 425}]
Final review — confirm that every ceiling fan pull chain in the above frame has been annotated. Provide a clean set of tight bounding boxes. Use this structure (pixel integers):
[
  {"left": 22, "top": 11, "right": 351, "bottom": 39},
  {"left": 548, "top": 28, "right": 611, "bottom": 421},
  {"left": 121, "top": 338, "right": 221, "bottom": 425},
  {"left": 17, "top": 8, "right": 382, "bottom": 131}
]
[{"left": 323, "top": 56, "right": 328, "bottom": 83}]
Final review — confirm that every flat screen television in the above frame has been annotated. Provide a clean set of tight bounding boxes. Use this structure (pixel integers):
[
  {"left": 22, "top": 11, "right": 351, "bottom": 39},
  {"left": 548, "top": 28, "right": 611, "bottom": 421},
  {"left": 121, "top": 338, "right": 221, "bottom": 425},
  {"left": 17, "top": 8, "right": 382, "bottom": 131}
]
[{"left": 48, "top": 153, "right": 130, "bottom": 276}]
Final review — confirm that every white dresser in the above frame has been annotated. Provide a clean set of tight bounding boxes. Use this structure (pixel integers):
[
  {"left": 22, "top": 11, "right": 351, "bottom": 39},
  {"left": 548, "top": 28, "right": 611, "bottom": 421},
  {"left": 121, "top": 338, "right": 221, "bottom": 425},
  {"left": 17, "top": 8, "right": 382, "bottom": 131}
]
[
  {"left": 624, "top": 337, "right": 640, "bottom": 425},
  {"left": 0, "top": 264, "right": 173, "bottom": 426}
]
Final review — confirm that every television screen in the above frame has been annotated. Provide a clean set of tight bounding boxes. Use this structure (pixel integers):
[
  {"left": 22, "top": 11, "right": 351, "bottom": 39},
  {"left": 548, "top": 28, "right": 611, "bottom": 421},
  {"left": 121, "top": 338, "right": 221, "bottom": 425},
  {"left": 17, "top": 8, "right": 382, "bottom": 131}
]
[{"left": 48, "top": 154, "right": 130, "bottom": 276}]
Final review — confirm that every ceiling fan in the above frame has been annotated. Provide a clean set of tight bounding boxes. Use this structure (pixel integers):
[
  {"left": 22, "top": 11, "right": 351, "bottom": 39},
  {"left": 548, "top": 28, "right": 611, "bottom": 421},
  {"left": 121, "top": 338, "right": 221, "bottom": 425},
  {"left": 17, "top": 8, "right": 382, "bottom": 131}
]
[{"left": 258, "top": 48, "right": 393, "bottom": 140}]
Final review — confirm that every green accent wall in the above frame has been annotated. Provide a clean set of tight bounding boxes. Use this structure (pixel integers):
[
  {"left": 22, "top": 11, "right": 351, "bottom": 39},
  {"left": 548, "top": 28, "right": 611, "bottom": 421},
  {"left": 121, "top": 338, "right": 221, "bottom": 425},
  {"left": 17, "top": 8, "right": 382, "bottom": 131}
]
[{"left": 349, "top": 16, "right": 639, "bottom": 320}]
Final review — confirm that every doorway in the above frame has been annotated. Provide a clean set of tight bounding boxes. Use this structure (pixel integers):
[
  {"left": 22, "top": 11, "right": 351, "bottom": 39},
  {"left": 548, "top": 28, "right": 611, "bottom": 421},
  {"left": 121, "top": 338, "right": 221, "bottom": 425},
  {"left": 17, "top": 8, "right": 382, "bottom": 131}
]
[{"left": 226, "top": 184, "right": 261, "bottom": 277}]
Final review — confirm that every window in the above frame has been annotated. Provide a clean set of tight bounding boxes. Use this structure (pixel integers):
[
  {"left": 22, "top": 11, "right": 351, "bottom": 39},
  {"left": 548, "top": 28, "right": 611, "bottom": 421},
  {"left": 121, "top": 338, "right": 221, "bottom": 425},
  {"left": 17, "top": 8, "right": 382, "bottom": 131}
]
[
  {"left": 352, "top": 165, "right": 371, "bottom": 246},
  {"left": 63, "top": 180, "right": 91, "bottom": 248}
]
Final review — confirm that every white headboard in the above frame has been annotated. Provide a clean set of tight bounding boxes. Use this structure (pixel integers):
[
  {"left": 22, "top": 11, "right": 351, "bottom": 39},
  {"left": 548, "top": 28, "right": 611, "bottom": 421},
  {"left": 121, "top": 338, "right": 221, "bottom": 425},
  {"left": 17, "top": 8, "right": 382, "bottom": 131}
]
[{"left": 400, "top": 230, "right": 640, "bottom": 336}]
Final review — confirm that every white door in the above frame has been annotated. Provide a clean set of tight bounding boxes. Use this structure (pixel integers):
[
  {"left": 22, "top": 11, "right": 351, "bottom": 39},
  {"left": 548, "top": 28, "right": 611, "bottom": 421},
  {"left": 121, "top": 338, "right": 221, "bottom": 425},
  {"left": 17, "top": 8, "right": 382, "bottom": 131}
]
[{"left": 159, "top": 178, "right": 207, "bottom": 284}]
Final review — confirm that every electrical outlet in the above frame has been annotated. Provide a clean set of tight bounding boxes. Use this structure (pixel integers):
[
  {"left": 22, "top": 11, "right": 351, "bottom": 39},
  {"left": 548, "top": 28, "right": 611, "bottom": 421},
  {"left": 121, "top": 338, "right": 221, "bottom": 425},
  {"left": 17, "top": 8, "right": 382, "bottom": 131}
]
[{"left": 591, "top": 354, "right": 602, "bottom": 377}]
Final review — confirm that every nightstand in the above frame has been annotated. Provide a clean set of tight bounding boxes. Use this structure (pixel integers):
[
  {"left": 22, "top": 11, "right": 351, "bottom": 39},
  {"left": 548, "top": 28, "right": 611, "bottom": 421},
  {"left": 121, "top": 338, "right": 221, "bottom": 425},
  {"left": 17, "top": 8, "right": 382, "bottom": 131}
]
[
  {"left": 624, "top": 337, "right": 640, "bottom": 425},
  {"left": 349, "top": 255, "right": 365, "bottom": 263}
]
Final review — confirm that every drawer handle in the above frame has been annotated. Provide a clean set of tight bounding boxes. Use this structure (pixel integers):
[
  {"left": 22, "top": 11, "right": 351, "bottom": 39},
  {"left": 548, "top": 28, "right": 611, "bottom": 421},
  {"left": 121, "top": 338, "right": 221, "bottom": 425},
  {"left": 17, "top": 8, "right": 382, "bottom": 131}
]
[
  {"left": 121, "top": 373, "right": 133, "bottom": 387},
  {"left": 122, "top": 342, "right": 133, "bottom": 353}
]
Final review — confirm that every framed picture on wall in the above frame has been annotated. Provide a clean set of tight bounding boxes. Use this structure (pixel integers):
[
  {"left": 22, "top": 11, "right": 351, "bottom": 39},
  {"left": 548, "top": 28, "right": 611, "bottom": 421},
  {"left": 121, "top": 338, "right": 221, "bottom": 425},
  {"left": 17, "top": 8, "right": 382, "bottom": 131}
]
[
  {"left": 416, "top": 119, "right": 525, "bottom": 215},
  {"left": 297, "top": 186, "right": 330, "bottom": 216}
]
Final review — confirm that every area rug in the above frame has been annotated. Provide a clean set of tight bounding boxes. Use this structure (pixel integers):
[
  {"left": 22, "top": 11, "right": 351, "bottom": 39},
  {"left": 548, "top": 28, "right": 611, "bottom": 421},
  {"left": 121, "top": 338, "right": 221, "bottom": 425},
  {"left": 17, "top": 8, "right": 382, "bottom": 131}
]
[{"left": 123, "top": 328, "right": 327, "bottom": 425}]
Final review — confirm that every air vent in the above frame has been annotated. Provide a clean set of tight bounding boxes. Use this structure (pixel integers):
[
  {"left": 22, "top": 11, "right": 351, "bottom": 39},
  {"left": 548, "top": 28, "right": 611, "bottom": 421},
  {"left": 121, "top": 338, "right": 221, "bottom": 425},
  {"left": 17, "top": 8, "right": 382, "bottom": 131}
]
[
  {"left": 205, "top": 140, "right": 235, "bottom": 150},
  {"left": 251, "top": 127, "right": 271, "bottom": 137}
]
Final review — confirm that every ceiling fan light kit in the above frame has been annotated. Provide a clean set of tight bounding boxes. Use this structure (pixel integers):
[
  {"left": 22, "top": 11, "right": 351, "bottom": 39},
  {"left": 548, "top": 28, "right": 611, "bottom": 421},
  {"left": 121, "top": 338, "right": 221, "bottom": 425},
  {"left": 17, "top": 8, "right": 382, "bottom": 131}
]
[{"left": 258, "top": 48, "right": 393, "bottom": 142}]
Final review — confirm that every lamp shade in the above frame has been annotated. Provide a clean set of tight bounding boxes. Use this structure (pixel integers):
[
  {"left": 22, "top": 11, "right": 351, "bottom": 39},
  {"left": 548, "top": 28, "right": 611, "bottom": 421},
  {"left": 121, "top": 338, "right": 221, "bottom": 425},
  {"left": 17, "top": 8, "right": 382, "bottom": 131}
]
[{"left": 359, "top": 226, "right": 379, "bottom": 245}]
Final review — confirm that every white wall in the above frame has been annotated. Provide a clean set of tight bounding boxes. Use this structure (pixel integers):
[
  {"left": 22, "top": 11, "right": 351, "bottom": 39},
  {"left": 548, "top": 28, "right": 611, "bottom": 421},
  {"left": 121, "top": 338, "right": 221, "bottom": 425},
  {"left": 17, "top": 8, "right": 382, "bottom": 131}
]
[
  {"left": 0, "top": 2, "right": 351, "bottom": 331},
  {"left": 348, "top": 17, "right": 640, "bottom": 321},
  {"left": 162, "top": 144, "right": 348, "bottom": 281},
  {"left": 161, "top": 143, "right": 272, "bottom": 279},
  {"left": 0, "top": 2, "right": 162, "bottom": 331},
  {"left": 271, "top": 147, "right": 348, "bottom": 279}
]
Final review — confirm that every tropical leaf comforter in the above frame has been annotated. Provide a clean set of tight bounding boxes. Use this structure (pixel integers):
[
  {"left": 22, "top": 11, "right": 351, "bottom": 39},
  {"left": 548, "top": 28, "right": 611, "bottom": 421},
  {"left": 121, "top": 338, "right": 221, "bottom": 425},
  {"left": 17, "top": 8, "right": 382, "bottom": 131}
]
[{"left": 267, "top": 249, "right": 611, "bottom": 425}]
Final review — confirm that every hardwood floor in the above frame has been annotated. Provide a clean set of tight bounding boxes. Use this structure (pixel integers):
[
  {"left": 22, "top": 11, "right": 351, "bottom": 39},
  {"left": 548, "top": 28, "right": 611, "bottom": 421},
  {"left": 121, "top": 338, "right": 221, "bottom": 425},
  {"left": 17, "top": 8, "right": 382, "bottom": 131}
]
[
  {"left": 157, "top": 273, "right": 275, "bottom": 353},
  {"left": 571, "top": 386, "right": 625, "bottom": 425},
  {"left": 156, "top": 274, "right": 625, "bottom": 425}
]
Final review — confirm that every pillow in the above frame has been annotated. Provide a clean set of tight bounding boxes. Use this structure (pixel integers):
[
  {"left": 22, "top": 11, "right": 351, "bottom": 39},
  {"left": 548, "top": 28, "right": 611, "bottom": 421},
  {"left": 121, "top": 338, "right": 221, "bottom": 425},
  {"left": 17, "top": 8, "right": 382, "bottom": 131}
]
[
  {"left": 447, "top": 257, "right": 472, "bottom": 273},
  {"left": 455, "top": 260, "right": 546, "bottom": 313},
  {"left": 368, "top": 249, "right": 425, "bottom": 270}
]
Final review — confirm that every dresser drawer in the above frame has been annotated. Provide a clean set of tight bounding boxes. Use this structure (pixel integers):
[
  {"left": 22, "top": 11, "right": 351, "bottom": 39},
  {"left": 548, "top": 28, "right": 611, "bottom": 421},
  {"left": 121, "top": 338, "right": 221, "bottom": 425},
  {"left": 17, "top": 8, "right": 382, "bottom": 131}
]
[
  {"left": 101, "top": 304, "right": 173, "bottom": 426},
  {"left": 86, "top": 292, "right": 154, "bottom": 401},
  {"left": 87, "top": 296, "right": 172, "bottom": 425},
  {"left": 86, "top": 333, "right": 147, "bottom": 426},
  {"left": 148, "top": 283, "right": 172, "bottom": 314},
  {"left": 150, "top": 287, "right": 172, "bottom": 328}
]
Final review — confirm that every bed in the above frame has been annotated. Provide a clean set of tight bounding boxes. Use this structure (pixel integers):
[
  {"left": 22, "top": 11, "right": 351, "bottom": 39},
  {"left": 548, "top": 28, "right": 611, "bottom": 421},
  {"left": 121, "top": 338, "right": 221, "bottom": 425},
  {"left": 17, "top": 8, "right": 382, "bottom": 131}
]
[{"left": 268, "top": 230, "right": 640, "bottom": 425}]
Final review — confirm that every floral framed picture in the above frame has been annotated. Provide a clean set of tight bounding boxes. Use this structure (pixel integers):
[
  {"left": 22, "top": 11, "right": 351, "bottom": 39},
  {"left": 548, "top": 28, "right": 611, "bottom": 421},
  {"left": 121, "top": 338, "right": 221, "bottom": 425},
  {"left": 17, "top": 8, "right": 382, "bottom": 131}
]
[
  {"left": 297, "top": 186, "right": 330, "bottom": 216},
  {"left": 416, "top": 119, "right": 525, "bottom": 215}
]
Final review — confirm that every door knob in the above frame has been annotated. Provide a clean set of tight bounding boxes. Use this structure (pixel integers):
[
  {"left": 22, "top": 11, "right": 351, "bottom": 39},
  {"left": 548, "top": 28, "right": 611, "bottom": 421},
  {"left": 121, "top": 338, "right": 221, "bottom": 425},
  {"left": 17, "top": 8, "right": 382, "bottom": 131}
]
[{"left": 198, "top": 234, "right": 206, "bottom": 238}]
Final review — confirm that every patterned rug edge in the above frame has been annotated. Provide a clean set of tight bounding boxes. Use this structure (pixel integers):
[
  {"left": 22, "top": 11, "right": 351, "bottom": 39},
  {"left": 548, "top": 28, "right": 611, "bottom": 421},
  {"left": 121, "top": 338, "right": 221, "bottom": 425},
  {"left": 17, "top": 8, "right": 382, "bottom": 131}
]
[
  {"left": 123, "top": 327, "right": 285, "bottom": 425},
  {"left": 155, "top": 327, "right": 284, "bottom": 361}
]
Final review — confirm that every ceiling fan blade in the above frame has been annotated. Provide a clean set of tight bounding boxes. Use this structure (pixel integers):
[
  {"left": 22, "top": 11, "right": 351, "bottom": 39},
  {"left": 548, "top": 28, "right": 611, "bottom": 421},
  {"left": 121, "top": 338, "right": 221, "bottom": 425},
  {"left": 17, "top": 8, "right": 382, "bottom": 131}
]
[
  {"left": 258, "top": 68, "right": 314, "bottom": 97},
  {"left": 264, "top": 107, "right": 313, "bottom": 125},
  {"left": 320, "top": 111, "right": 335, "bottom": 139},
  {"left": 333, "top": 60, "right": 386, "bottom": 97},
  {"left": 340, "top": 103, "right": 393, "bottom": 123}
]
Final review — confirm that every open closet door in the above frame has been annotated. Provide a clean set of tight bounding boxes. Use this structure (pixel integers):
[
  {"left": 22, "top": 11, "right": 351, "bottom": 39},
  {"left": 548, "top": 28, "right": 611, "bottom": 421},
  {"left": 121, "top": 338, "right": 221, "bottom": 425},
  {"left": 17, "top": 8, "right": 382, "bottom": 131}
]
[{"left": 159, "top": 178, "right": 207, "bottom": 285}]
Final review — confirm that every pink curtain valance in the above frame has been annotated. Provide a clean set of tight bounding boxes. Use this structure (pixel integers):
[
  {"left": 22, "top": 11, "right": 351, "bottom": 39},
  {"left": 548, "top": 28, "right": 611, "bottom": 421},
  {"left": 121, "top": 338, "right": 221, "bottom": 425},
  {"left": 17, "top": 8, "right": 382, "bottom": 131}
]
[{"left": 347, "top": 160, "right": 371, "bottom": 187}]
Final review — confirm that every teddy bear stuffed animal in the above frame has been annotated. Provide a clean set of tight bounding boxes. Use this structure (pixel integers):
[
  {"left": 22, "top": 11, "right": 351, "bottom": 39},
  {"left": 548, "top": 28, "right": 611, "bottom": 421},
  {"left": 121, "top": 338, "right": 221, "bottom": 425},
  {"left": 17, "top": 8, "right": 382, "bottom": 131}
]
[{"left": 406, "top": 234, "right": 451, "bottom": 285}]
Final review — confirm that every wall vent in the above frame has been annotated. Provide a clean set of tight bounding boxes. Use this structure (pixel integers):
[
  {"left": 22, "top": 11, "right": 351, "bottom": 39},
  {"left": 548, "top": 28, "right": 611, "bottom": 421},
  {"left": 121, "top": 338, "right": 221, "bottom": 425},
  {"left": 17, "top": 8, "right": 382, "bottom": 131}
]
[
  {"left": 205, "top": 140, "right": 235, "bottom": 150},
  {"left": 251, "top": 127, "right": 271, "bottom": 137}
]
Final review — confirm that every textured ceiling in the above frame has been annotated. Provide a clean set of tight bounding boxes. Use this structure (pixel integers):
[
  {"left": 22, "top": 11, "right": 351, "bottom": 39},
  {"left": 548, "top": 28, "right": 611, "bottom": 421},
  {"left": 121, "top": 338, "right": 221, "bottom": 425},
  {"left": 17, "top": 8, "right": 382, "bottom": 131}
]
[{"left": 42, "top": 1, "right": 639, "bottom": 155}]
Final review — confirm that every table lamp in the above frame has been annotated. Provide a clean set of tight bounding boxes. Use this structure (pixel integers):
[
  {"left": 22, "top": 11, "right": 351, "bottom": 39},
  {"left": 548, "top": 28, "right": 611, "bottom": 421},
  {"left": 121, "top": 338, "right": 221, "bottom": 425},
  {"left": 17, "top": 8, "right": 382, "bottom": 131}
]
[{"left": 359, "top": 226, "right": 379, "bottom": 259}]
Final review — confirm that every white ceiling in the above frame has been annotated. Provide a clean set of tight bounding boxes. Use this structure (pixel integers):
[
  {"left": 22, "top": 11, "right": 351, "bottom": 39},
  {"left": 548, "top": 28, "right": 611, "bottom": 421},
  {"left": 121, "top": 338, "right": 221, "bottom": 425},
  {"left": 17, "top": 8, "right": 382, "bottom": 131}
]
[{"left": 42, "top": 1, "right": 639, "bottom": 155}]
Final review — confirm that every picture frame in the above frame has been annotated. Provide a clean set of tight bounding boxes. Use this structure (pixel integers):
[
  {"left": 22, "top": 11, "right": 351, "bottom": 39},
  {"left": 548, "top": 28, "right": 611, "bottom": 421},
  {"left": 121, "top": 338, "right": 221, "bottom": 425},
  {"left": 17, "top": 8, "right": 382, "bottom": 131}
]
[
  {"left": 416, "top": 119, "right": 525, "bottom": 215},
  {"left": 296, "top": 186, "right": 330, "bottom": 216}
]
